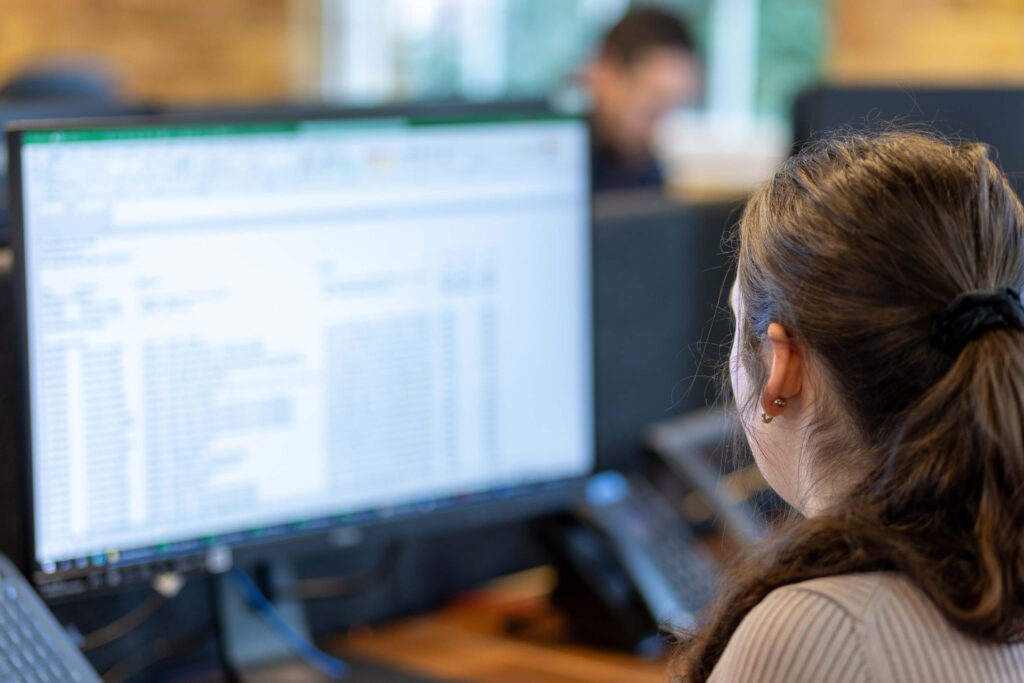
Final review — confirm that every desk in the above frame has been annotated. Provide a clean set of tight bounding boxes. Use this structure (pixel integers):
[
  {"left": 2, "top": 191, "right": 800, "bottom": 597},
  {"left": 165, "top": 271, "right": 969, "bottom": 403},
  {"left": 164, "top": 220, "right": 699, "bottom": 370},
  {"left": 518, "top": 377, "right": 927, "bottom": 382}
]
[{"left": 331, "top": 567, "right": 670, "bottom": 683}]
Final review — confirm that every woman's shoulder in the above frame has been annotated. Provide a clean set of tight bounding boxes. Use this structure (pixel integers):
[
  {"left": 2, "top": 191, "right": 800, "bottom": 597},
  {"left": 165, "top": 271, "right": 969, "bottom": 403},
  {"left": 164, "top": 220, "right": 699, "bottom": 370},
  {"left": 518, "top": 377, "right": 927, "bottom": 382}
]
[
  {"left": 709, "top": 572, "right": 1024, "bottom": 683},
  {"left": 769, "top": 570, "right": 901, "bottom": 620},
  {"left": 708, "top": 574, "right": 876, "bottom": 683}
]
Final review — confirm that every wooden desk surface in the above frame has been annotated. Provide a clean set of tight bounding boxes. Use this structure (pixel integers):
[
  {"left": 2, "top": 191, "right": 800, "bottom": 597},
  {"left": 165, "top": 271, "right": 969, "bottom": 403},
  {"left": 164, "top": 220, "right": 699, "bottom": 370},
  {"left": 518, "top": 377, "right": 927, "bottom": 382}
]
[{"left": 332, "top": 567, "right": 670, "bottom": 683}]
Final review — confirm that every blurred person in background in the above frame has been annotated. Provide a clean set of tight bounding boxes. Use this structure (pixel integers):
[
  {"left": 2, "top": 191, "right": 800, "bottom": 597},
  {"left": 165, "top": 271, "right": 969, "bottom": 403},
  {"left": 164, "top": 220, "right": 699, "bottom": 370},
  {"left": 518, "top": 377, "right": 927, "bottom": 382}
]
[{"left": 585, "top": 6, "right": 700, "bottom": 192}]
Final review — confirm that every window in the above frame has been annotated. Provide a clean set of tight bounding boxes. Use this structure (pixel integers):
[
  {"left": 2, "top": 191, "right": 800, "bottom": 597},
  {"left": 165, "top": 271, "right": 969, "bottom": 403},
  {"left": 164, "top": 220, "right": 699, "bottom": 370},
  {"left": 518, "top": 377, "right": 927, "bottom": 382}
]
[
  {"left": 322, "top": 0, "right": 823, "bottom": 119},
  {"left": 321, "top": 0, "right": 827, "bottom": 191}
]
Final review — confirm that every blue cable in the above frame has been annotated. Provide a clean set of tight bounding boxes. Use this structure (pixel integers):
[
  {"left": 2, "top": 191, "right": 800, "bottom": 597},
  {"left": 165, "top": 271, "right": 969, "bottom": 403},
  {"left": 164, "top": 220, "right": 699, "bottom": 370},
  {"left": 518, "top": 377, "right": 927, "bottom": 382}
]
[{"left": 228, "top": 568, "right": 349, "bottom": 680}]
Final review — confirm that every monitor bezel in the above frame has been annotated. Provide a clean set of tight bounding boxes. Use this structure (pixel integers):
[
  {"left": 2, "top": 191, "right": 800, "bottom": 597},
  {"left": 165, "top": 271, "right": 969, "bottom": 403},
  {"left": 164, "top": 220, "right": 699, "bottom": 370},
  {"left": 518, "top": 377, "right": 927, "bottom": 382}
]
[{"left": 7, "top": 101, "right": 596, "bottom": 599}]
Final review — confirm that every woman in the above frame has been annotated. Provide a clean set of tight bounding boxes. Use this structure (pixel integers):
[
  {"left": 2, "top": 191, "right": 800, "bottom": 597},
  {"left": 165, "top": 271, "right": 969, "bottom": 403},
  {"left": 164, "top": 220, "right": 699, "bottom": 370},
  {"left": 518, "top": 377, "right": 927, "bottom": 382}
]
[{"left": 679, "top": 131, "right": 1024, "bottom": 681}]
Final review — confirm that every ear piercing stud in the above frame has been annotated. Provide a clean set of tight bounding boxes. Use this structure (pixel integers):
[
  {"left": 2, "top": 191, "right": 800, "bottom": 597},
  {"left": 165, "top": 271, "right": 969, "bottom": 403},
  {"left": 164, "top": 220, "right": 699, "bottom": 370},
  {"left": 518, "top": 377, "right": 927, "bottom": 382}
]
[{"left": 761, "top": 398, "right": 787, "bottom": 424}]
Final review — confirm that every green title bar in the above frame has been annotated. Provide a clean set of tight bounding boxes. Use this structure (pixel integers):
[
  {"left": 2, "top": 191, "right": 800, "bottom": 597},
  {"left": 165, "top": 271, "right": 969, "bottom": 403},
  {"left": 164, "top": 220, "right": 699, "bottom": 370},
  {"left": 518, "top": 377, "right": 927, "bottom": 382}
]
[
  {"left": 22, "top": 123, "right": 299, "bottom": 144},
  {"left": 20, "top": 112, "right": 577, "bottom": 145}
]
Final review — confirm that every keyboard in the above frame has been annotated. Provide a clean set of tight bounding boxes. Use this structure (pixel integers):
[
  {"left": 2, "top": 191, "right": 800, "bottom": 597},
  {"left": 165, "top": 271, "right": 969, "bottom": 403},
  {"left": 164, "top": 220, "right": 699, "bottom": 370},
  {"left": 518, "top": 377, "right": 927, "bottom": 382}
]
[
  {"left": 646, "top": 507, "right": 720, "bottom": 622},
  {"left": 578, "top": 471, "right": 721, "bottom": 631},
  {"left": 0, "top": 554, "right": 101, "bottom": 683}
]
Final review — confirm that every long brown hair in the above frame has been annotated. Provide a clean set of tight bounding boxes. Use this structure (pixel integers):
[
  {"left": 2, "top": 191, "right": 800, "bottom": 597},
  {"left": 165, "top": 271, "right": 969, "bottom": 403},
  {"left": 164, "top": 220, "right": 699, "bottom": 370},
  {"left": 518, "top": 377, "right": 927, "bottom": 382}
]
[{"left": 677, "top": 131, "right": 1024, "bottom": 681}]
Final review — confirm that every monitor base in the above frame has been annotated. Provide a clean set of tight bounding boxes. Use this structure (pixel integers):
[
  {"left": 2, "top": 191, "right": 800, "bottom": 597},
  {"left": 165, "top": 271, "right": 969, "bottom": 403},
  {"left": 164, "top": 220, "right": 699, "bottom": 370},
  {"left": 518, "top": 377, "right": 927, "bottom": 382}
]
[
  {"left": 217, "top": 560, "right": 316, "bottom": 674},
  {"left": 216, "top": 561, "right": 446, "bottom": 682}
]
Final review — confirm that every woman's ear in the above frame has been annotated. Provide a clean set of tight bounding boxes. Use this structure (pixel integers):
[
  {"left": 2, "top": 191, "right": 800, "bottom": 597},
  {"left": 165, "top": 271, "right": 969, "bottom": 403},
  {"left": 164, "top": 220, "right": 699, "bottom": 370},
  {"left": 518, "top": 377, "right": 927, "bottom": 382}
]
[{"left": 760, "top": 322, "right": 803, "bottom": 418}]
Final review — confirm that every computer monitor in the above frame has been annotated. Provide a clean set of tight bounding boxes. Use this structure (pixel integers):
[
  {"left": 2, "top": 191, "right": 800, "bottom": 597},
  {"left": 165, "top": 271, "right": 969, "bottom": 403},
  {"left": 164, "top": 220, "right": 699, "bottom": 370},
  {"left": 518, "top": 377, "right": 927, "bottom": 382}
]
[
  {"left": 7, "top": 106, "right": 594, "bottom": 623},
  {"left": 792, "top": 86, "right": 1024, "bottom": 198}
]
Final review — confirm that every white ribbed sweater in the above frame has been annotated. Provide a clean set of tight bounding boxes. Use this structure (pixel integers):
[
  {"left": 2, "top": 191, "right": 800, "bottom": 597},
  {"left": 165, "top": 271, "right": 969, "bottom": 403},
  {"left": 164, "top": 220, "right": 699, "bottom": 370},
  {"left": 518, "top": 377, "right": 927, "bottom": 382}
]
[{"left": 708, "top": 572, "right": 1024, "bottom": 682}]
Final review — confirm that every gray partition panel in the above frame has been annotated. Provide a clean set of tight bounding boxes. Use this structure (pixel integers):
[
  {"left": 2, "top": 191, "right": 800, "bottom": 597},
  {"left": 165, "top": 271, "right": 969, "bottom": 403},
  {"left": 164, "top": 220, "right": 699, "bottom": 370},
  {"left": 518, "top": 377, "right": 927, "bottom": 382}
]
[{"left": 593, "top": 190, "right": 740, "bottom": 472}]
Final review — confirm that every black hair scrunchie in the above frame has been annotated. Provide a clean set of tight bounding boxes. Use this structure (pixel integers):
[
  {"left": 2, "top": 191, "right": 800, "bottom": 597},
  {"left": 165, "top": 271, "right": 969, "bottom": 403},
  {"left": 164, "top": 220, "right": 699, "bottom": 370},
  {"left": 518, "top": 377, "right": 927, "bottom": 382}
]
[{"left": 930, "top": 286, "right": 1024, "bottom": 357}]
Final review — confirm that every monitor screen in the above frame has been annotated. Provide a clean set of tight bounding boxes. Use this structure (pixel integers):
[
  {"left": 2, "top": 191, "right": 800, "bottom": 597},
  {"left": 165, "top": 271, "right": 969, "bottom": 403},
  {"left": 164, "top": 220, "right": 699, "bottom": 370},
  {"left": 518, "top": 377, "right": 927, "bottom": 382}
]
[{"left": 11, "top": 111, "right": 593, "bottom": 591}]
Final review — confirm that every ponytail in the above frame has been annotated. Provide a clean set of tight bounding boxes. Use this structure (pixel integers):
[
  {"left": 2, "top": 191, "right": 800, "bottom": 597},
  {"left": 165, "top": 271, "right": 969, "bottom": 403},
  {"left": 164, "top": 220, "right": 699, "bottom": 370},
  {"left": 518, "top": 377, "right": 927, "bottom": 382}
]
[{"left": 676, "top": 132, "right": 1024, "bottom": 681}]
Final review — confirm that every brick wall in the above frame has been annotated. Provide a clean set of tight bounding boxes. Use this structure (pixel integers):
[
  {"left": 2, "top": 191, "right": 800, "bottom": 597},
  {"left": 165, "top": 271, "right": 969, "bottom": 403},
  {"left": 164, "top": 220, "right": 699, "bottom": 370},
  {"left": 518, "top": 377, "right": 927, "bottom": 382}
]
[
  {"left": 0, "top": 0, "right": 320, "bottom": 103},
  {"left": 829, "top": 0, "right": 1024, "bottom": 84}
]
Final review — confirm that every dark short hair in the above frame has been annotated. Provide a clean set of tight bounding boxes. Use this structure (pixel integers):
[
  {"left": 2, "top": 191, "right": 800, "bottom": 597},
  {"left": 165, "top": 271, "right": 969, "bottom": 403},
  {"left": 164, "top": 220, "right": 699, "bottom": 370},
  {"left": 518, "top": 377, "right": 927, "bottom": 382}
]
[{"left": 600, "top": 6, "right": 695, "bottom": 66}]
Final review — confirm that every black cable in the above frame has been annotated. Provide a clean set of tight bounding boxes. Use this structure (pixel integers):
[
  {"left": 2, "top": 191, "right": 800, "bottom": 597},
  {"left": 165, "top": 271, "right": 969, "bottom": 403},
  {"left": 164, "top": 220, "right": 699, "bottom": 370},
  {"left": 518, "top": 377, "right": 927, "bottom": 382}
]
[
  {"left": 97, "top": 541, "right": 401, "bottom": 680},
  {"left": 287, "top": 541, "right": 402, "bottom": 600},
  {"left": 78, "top": 572, "right": 187, "bottom": 652},
  {"left": 207, "top": 573, "right": 242, "bottom": 683},
  {"left": 80, "top": 591, "right": 167, "bottom": 652},
  {"left": 100, "top": 621, "right": 217, "bottom": 683}
]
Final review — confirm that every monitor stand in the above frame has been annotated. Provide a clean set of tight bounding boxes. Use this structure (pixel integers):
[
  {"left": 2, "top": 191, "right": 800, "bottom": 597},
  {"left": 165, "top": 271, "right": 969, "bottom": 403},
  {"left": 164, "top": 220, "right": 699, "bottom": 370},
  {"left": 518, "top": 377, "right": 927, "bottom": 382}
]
[
  {"left": 215, "top": 559, "right": 443, "bottom": 683},
  {"left": 217, "top": 560, "right": 312, "bottom": 676}
]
